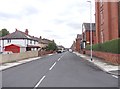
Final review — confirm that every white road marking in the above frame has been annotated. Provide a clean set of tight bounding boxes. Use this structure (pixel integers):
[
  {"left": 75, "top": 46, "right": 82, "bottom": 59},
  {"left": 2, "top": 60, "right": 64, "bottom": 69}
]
[
  {"left": 33, "top": 75, "right": 46, "bottom": 89},
  {"left": 112, "top": 75, "right": 118, "bottom": 78},
  {"left": 58, "top": 55, "right": 64, "bottom": 61},
  {"left": 58, "top": 58, "right": 61, "bottom": 61},
  {"left": 49, "top": 62, "right": 56, "bottom": 70}
]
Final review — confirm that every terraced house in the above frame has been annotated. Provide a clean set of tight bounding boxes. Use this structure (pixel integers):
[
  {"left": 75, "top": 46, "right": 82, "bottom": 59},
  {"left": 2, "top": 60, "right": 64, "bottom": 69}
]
[{"left": 82, "top": 23, "right": 96, "bottom": 46}]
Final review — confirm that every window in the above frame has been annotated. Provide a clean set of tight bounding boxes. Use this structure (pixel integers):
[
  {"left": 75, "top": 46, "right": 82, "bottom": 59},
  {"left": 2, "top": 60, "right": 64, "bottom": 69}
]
[
  {"left": 102, "top": 10, "right": 104, "bottom": 23},
  {"left": 100, "top": 10, "right": 104, "bottom": 25},
  {"left": 30, "top": 40, "right": 32, "bottom": 44},
  {"left": 7, "top": 39, "right": 11, "bottom": 43},
  {"left": 34, "top": 41, "right": 36, "bottom": 44},
  {"left": 82, "top": 32, "right": 86, "bottom": 41}
]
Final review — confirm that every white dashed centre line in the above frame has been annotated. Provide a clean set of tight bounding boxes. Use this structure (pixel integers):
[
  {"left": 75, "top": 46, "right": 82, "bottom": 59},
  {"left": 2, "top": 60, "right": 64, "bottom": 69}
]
[
  {"left": 58, "top": 58, "right": 61, "bottom": 61},
  {"left": 33, "top": 75, "right": 46, "bottom": 89},
  {"left": 49, "top": 62, "right": 56, "bottom": 70},
  {"left": 33, "top": 55, "right": 65, "bottom": 89}
]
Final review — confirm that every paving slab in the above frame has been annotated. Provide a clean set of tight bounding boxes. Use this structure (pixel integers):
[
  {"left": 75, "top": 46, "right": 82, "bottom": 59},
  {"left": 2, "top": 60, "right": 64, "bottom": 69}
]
[{"left": 74, "top": 52, "right": 120, "bottom": 76}]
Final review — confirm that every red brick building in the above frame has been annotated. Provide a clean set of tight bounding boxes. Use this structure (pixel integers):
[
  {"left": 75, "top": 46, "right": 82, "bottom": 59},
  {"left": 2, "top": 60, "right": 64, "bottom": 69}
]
[
  {"left": 84, "top": 1, "right": 120, "bottom": 65},
  {"left": 82, "top": 23, "right": 96, "bottom": 47},
  {"left": 71, "top": 41, "right": 76, "bottom": 51},
  {"left": 75, "top": 34, "right": 82, "bottom": 52},
  {"left": 95, "top": 1, "right": 120, "bottom": 43}
]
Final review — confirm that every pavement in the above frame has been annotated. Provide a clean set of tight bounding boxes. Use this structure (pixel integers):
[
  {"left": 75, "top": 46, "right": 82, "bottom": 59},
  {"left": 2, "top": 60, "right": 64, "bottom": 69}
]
[{"left": 74, "top": 52, "right": 120, "bottom": 76}]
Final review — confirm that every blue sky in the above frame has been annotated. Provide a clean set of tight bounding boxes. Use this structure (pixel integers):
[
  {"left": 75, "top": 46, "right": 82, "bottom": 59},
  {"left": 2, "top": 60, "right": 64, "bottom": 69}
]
[{"left": 0, "top": 0, "right": 95, "bottom": 48}]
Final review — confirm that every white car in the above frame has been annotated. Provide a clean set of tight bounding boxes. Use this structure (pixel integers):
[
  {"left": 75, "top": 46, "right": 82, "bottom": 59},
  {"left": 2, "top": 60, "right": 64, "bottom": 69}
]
[
  {"left": 69, "top": 49, "right": 73, "bottom": 52},
  {"left": 57, "top": 50, "right": 62, "bottom": 53}
]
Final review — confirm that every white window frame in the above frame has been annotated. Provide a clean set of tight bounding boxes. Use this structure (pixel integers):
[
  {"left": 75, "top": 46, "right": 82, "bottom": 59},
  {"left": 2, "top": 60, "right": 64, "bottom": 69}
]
[{"left": 7, "top": 39, "right": 11, "bottom": 43}]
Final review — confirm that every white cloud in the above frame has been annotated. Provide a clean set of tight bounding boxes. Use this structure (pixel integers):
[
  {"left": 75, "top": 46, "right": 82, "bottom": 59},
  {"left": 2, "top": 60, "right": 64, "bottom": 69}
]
[{"left": 0, "top": 0, "right": 95, "bottom": 48}]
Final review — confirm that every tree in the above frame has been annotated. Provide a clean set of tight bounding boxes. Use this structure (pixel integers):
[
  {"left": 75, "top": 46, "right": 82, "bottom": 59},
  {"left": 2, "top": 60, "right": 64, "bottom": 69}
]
[
  {"left": 0, "top": 28, "right": 9, "bottom": 37},
  {"left": 46, "top": 42, "right": 57, "bottom": 51}
]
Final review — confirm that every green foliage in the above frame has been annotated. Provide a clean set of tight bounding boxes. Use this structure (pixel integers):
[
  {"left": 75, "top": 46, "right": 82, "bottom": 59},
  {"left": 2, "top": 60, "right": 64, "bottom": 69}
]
[
  {"left": 45, "top": 42, "right": 57, "bottom": 51},
  {"left": 85, "top": 38, "right": 120, "bottom": 54},
  {"left": 0, "top": 28, "right": 9, "bottom": 37}
]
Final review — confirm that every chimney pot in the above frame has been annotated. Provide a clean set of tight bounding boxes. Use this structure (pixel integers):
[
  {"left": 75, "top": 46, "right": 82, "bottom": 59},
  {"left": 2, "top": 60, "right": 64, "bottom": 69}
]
[
  {"left": 40, "top": 36, "right": 42, "bottom": 39},
  {"left": 25, "top": 29, "right": 29, "bottom": 35}
]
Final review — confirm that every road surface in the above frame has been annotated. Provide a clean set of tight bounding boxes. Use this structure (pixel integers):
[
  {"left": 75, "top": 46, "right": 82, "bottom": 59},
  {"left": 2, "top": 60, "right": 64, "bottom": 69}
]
[{"left": 2, "top": 51, "right": 118, "bottom": 88}]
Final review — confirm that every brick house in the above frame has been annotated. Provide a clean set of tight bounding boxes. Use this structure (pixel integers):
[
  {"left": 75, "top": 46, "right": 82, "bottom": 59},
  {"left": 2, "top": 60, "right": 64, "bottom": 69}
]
[
  {"left": 95, "top": 1, "right": 120, "bottom": 43},
  {"left": 82, "top": 23, "right": 96, "bottom": 48},
  {"left": 0, "top": 29, "right": 40, "bottom": 53},
  {"left": 71, "top": 41, "right": 76, "bottom": 51},
  {"left": 75, "top": 34, "right": 82, "bottom": 53},
  {"left": 38, "top": 36, "right": 53, "bottom": 49}
]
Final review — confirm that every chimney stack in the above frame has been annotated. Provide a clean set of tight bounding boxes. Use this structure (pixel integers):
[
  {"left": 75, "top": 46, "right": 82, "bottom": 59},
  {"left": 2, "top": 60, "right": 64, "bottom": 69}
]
[
  {"left": 15, "top": 28, "right": 18, "bottom": 31},
  {"left": 40, "top": 36, "right": 42, "bottom": 39},
  {"left": 25, "top": 29, "right": 29, "bottom": 35}
]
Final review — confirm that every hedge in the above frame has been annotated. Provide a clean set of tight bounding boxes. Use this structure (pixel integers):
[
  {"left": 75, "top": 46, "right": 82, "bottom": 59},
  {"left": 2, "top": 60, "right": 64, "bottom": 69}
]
[{"left": 85, "top": 38, "right": 120, "bottom": 54}]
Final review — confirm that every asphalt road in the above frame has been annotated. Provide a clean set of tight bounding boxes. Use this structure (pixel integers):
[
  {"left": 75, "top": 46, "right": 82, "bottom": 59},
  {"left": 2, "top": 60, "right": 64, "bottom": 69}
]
[{"left": 2, "top": 51, "right": 118, "bottom": 87}]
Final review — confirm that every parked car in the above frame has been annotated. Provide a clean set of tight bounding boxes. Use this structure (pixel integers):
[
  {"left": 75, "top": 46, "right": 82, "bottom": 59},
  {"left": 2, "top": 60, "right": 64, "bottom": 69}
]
[
  {"left": 57, "top": 50, "right": 62, "bottom": 53},
  {"left": 0, "top": 52, "right": 3, "bottom": 54},
  {"left": 69, "top": 49, "right": 73, "bottom": 52}
]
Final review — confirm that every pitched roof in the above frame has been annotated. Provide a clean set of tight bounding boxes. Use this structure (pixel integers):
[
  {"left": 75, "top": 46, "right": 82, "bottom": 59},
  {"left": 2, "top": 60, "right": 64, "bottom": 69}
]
[
  {"left": 77, "top": 34, "right": 82, "bottom": 39},
  {"left": 0, "top": 30, "right": 39, "bottom": 41},
  {"left": 83, "top": 23, "right": 96, "bottom": 31},
  {"left": 39, "top": 38, "right": 53, "bottom": 44},
  {"left": 27, "top": 45, "right": 40, "bottom": 48}
]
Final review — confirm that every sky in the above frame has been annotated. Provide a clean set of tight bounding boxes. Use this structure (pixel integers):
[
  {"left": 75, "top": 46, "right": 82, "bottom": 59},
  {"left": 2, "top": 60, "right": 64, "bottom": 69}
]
[{"left": 0, "top": 0, "right": 95, "bottom": 48}]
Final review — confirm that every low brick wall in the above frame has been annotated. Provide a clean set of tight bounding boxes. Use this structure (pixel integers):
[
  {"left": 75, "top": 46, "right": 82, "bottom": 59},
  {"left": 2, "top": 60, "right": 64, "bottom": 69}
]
[
  {"left": 85, "top": 50, "right": 120, "bottom": 65},
  {"left": 0, "top": 51, "right": 38, "bottom": 64},
  {"left": 38, "top": 50, "right": 55, "bottom": 56}
]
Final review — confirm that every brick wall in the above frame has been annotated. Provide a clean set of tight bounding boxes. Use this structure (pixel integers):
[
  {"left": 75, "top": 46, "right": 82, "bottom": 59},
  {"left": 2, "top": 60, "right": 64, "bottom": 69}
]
[
  {"left": 85, "top": 50, "right": 120, "bottom": 65},
  {"left": 118, "top": 1, "right": 120, "bottom": 38},
  {"left": 85, "top": 31, "right": 96, "bottom": 45},
  {"left": 38, "top": 50, "right": 55, "bottom": 56},
  {"left": 76, "top": 38, "right": 80, "bottom": 52},
  {"left": 0, "top": 51, "right": 38, "bottom": 64}
]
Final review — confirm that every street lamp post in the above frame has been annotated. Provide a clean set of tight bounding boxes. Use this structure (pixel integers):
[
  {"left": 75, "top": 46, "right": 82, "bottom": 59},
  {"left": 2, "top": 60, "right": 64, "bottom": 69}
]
[{"left": 87, "top": 1, "right": 93, "bottom": 61}]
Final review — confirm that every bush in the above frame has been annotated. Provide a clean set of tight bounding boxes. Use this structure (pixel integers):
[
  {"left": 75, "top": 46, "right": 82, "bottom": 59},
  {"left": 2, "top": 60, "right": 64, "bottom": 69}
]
[
  {"left": 45, "top": 42, "right": 57, "bottom": 51},
  {"left": 85, "top": 38, "right": 120, "bottom": 54}
]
